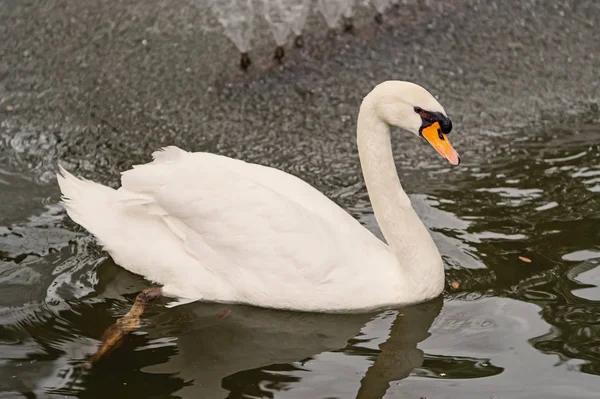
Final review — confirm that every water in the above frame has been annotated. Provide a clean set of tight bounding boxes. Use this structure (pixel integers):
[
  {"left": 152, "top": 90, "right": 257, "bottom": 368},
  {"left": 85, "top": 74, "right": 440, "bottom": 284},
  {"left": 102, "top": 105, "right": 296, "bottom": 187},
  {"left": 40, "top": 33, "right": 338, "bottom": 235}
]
[
  {"left": 261, "top": 0, "right": 291, "bottom": 47},
  {"left": 284, "top": 0, "right": 312, "bottom": 38},
  {"left": 2, "top": 115, "right": 600, "bottom": 397},
  {"left": 317, "top": 0, "right": 350, "bottom": 29},
  {"left": 2, "top": 0, "right": 600, "bottom": 397},
  {"left": 211, "top": 0, "right": 256, "bottom": 53},
  {"left": 343, "top": 0, "right": 357, "bottom": 19},
  {"left": 370, "top": 0, "right": 391, "bottom": 14},
  {"left": 213, "top": 0, "right": 384, "bottom": 59}
]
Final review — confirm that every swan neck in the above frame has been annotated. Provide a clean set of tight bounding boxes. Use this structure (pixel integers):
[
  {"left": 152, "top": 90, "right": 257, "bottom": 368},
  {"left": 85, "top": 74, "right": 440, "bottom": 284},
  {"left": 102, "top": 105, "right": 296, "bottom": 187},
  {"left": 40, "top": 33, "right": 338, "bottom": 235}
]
[
  {"left": 356, "top": 96, "right": 442, "bottom": 273},
  {"left": 356, "top": 98, "right": 412, "bottom": 248}
]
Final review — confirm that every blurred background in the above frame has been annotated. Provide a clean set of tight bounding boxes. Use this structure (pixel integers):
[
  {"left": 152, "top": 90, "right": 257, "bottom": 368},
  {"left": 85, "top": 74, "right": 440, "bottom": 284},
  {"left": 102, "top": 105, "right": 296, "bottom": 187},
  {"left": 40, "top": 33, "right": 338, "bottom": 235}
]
[{"left": 0, "top": 0, "right": 599, "bottom": 397}]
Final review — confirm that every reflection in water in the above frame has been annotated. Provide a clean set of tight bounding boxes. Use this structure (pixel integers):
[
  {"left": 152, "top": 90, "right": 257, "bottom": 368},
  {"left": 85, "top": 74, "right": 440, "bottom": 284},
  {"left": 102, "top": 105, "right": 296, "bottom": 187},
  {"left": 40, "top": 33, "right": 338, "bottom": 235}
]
[
  {"left": 58, "top": 264, "right": 450, "bottom": 398},
  {"left": 531, "top": 259, "right": 600, "bottom": 377},
  {"left": 354, "top": 300, "right": 443, "bottom": 399}
]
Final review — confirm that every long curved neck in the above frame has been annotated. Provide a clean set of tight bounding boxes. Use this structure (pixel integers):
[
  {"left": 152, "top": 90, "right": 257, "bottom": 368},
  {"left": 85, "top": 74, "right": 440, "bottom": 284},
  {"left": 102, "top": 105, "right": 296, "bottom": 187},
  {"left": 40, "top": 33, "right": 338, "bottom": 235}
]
[{"left": 356, "top": 96, "right": 442, "bottom": 274}]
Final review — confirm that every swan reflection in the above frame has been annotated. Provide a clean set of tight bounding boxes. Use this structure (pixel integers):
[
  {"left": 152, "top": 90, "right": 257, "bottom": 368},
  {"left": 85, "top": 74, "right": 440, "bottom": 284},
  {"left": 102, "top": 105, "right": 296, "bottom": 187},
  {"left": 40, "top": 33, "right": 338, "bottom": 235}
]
[{"left": 67, "top": 262, "right": 445, "bottom": 398}]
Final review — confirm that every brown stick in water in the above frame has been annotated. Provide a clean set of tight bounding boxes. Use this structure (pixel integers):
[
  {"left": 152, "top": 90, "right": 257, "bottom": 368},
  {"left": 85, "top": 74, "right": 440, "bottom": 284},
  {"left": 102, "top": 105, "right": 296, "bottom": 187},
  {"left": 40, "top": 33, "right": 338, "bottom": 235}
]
[{"left": 85, "top": 286, "right": 163, "bottom": 368}]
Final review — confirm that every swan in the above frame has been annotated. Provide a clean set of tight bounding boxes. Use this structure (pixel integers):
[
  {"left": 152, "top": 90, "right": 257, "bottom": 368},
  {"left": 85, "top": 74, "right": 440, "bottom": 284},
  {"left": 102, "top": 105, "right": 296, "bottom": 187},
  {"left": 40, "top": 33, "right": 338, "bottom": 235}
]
[{"left": 57, "top": 80, "right": 458, "bottom": 314}]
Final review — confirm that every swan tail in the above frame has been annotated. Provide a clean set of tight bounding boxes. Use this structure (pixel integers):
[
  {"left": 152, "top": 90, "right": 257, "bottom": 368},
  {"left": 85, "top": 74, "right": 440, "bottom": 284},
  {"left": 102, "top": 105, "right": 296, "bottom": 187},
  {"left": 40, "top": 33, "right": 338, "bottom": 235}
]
[
  {"left": 119, "top": 146, "right": 189, "bottom": 194},
  {"left": 57, "top": 165, "right": 118, "bottom": 245}
]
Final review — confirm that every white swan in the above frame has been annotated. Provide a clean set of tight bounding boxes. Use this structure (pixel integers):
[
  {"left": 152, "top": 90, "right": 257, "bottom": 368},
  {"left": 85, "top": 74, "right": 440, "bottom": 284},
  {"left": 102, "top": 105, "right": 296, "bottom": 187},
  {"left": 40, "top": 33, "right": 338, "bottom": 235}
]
[{"left": 57, "top": 80, "right": 459, "bottom": 314}]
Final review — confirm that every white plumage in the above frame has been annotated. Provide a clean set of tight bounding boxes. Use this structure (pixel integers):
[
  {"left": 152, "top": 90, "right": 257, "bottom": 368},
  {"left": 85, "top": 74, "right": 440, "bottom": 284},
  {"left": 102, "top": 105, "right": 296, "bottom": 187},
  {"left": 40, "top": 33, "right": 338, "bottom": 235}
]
[{"left": 57, "top": 81, "right": 458, "bottom": 313}]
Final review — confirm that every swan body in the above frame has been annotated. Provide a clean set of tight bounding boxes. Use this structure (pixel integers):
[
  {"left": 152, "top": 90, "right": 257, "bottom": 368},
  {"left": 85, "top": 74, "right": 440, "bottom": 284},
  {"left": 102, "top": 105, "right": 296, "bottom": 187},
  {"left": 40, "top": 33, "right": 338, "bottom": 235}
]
[{"left": 57, "top": 81, "right": 460, "bottom": 313}]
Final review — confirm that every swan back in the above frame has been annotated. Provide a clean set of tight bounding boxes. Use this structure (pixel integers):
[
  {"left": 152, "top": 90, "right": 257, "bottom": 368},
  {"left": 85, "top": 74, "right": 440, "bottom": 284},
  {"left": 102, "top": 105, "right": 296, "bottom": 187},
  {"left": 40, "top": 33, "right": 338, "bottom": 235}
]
[{"left": 111, "top": 147, "right": 405, "bottom": 311}]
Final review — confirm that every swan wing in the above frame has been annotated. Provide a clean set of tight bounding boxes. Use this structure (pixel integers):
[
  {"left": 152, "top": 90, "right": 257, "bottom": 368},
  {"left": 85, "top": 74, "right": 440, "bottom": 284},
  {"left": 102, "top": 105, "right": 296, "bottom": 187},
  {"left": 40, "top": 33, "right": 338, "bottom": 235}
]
[{"left": 117, "top": 147, "right": 385, "bottom": 306}]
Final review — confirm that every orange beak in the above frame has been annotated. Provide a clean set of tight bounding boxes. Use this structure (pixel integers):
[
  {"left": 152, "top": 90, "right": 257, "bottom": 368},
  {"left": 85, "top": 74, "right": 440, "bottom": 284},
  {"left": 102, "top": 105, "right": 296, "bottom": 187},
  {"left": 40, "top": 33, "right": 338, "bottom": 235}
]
[{"left": 421, "top": 122, "right": 460, "bottom": 166}]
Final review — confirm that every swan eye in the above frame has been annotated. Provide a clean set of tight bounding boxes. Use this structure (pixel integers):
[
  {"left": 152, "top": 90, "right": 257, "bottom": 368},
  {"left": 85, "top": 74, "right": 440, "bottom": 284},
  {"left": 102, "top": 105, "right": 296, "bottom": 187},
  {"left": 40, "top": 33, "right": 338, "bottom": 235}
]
[
  {"left": 440, "top": 118, "right": 452, "bottom": 134},
  {"left": 415, "top": 108, "right": 453, "bottom": 135}
]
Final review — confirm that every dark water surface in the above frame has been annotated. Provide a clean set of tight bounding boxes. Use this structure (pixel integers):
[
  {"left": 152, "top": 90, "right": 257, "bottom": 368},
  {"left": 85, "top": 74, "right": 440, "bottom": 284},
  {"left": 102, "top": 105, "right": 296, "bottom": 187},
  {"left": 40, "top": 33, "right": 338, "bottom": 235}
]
[
  {"left": 1, "top": 0, "right": 600, "bottom": 398},
  {"left": 2, "top": 121, "right": 600, "bottom": 398}
]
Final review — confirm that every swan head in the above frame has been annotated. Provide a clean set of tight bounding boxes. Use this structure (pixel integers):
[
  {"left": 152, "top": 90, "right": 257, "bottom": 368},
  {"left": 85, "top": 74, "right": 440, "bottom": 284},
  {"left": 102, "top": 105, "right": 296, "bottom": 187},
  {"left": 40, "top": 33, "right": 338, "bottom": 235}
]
[{"left": 369, "top": 80, "right": 460, "bottom": 166}]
